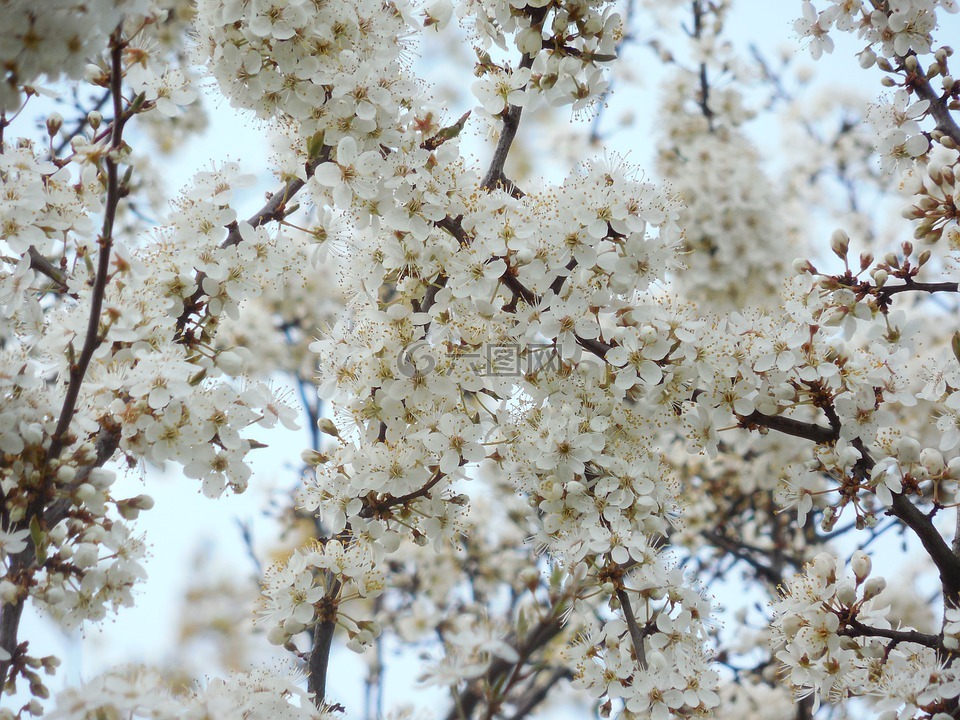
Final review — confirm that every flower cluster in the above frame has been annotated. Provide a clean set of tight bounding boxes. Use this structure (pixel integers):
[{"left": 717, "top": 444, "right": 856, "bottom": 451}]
[
  {"left": 44, "top": 667, "right": 333, "bottom": 720},
  {"left": 773, "top": 551, "right": 960, "bottom": 716},
  {"left": 460, "top": 0, "right": 621, "bottom": 111},
  {"left": 258, "top": 539, "right": 384, "bottom": 651},
  {"left": 5, "top": 0, "right": 960, "bottom": 715},
  {"left": 796, "top": 0, "right": 958, "bottom": 61}
]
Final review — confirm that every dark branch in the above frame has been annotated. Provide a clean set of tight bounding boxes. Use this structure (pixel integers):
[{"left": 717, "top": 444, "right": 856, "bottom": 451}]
[
  {"left": 308, "top": 579, "right": 342, "bottom": 706},
  {"left": 26, "top": 247, "right": 68, "bottom": 292},
  {"left": 738, "top": 410, "right": 838, "bottom": 444},
  {"left": 909, "top": 57, "right": 960, "bottom": 147},
  {"left": 839, "top": 615, "right": 940, "bottom": 648},
  {"left": 615, "top": 586, "right": 648, "bottom": 669}
]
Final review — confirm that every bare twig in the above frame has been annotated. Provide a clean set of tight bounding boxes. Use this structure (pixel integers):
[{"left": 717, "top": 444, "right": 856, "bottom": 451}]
[
  {"left": 479, "top": 7, "right": 548, "bottom": 191},
  {"left": 26, "top": 246, "right": 68, "bottom": 292},
  {"left": 615, "top": 586, "right": 649, "bottom": 669},
  {"left": 308, "top": 579, "right": 342, "bottom": 706},
  {"left": 443, "top": 611, "right": 565, "bottom": 720},
  {"left": 838, "top": 616, "right": 940, "bottom": 648}
]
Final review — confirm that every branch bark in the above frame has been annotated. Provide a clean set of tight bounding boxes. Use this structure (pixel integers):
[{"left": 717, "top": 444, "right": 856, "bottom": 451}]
[{"left": 0, "top": 27, "right": 129, "bottom": 692}]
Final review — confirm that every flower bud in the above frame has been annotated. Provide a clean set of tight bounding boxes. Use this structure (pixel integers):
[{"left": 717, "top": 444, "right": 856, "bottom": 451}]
[
  {"left": 830, "top": 229, "right": 850, "bottom": 259},
  {"left": 863, "top": 576, "right": 886, "bottom": 600},
  {"left": 215, "top": 350, "right": 244, "bottom": 375},
  {"left": 519, "top": 566, "right": 540, "bottom": 590},
  {"left": 820, "top": 505, "right": 838, "bottom": 532},
  {"left": 894, "top": 436, "right": 921, "bottom": 463},
  {"left": 45, "top": 113, "right": 62, "bottom": 137},
  {"left": 948, "top": 456, "right": 960, "bottom": 478},
  {"left": 858, "top": 47, "right": 877, "bottom": 69},
  {"left": 267, "top": 624, "right": 290, "bottom": 646},
  {"left": 836, "top": 580, "right": 857, "bottom": 606},
  {"left": 300, "top": 449, "right": 329, "bottom": 466},
  {"left": 850, "top": 550, "right": 871, "bottom": 583},
  {"left": 318, "top": 418, "right": 341, "bottom": 438},
  {"left": 921, "top": 447, "right": 945, "bottom": 475}
]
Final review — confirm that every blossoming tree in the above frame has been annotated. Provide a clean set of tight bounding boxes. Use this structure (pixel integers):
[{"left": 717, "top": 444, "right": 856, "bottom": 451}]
[{"left": 2, "top": 0, "right": 960, "bottom": 717}]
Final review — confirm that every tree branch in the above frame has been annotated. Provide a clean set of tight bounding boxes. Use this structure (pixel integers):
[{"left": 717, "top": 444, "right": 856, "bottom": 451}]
[
  {"left": 839, "top": 615, "right": 940, "bottom": 648},
  {"left": 0, "top": 27, "right": 128, "bottom": 693},
  {"left": 506, "top": 667, "right": 572, "bottom": 720},
  {"left": 444, "top": 611, "right": 564, "bottom": 720},
  {"left": 308, "top": 579, "right": 342, "bottom": 707},
  {"left": 738, "top": 410, "right": 838, "bottom": 444},
  {"left": 909, "top": 57, "right": 960, "bottom": 147},
  {"left": 876, "top": 279, "right": 959, "bottom": 302},
  {"left": 615, "top": 586, "right": 649, "bottom": 669},
  {"left": 479, "top": 7, "right": 548, "bottom": 191},
  {"left": 26, "top": 247, "right": 68, "bottom": 293}
]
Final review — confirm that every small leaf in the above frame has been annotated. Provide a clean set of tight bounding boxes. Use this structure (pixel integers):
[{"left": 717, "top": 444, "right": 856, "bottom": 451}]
[
  {"left": 30, "top": 516, "right": 47, "bottom": 565},
  {"left": 424, "top": 111, "right": 470, "bottom": 150},
  {"left": 306, "top": 131, "right": 326, "bottom": 161}
]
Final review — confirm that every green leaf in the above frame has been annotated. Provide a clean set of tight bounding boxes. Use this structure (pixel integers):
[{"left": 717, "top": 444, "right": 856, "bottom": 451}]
[{"left": 30, "top": 516, "right": 47, "bottom": 565}]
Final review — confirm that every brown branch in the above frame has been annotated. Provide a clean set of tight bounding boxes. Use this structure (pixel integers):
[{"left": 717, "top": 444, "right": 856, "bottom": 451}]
[
  {"left": 44, "top": 31, "right": 126, "bottom": 470},
  {"left": 360, "top": 469, "right": 446, "bottom": 520},
  {"left": 505, "top": 667, "right": 572, "bottom": 720},
  {"left": 741, "top": 412, "right": 960, "bottom": 601},
  {"left": 52, "top": 89, "right": 112, "bottom": 158},
  {"left": 615, "top": 586, "right": 649, "bottom": 669},
  {"left": 499, "top": 271, "right": 537, "bottom": 306},
  {"left": 700, "top": 529, "right": 785, "bottom": 585},
  {"left": 838, "top": 615, "right": 940, "bottom": 648},
  {"left": 26, "top": 247, "right": 68, "bottom": 292},
  {"left": 890, "top": 491, "right": 960, "bottom": 600},
  {"left": 0, "top": 27, "right": 128, "bottom": 692},
  {"left": 308, "top": 579, "right": 342, "bottom": 706},
  {"left": 481, "top": 103, "right": 524, "bottom": 192},
  {"left": 877, "top": 279, "right": 959, "bottom": 301},
  {"left": 479, "top": 7, "right": 548, "bottom": 192},
  {"left": 444, "top": 611, "right": 564, "bottom": 720},
  {"left": 499, "top": 266, "right": 611, "bottom": 358},
  {"left": 691, "top": 0, "right": 715, "bottom": 131},
  {"left": 909, "top": 58, "right": 960, "bottom": 147},
  {"left": 738, "top": 410, "right": 838, "bottom": 444}
]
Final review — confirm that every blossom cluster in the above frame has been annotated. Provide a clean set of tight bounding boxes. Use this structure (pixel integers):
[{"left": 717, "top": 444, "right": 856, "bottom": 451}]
[
  {"left": 258, "top": 539, "right": 384, "bottom": 651},
  {"left": 43, "top": 667, "right": 332, "bottom": 720},
  {"left": 5, "top": 0, "right": 960, "bottom": 716},
  {"left": 773, "top": 551, "right": 960, "bottom": 716},
  {"left": 796, "top": 0, "right": 959, "bottom": 61}
]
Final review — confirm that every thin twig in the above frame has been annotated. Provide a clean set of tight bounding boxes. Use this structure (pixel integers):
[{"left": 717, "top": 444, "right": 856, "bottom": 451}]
[
  {"left": 0, "top": 27, "right": 129, "bottom": 692},
  {"left": 838, "top": 616, "right": 940, "bottom": 648},
  {"left": 308, "top": 579, "right": 342, "bottom": 705},
  {"left": 615, "top": 586, "right": 648, "bottom": 669},
  {"left": 26, "top": 246, "right": 68, "bottom": 292}
]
